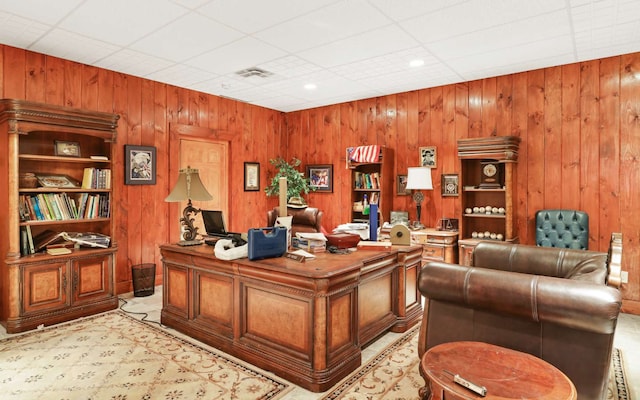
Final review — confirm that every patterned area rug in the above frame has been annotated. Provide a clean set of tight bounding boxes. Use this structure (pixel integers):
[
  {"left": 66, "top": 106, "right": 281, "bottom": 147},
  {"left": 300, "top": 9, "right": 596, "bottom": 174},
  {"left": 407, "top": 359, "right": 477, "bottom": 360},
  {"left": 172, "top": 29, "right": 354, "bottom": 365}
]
[
  {"left": 321, "top": 326, "right": 631, "bottom": 400},
  {"left": 0, "top": 311, "right": 291, "bottom": 399}
]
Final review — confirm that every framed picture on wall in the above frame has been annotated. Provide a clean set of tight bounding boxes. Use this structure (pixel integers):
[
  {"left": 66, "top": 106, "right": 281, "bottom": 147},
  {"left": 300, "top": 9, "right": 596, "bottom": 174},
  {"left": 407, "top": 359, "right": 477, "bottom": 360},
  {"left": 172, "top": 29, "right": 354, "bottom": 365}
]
[
  {"left": 441, "top": 174, "right": 459, "bottom": 197},
  {"left": 397, "top": 175, "right": 411, "bottom": 195},
  {"left": 244, "top": 162, "right": 260, "bottom": 191},
  {"left": 420, "top": 146, "right": 437, "bottom": 168},
  {"left": 306, "top": 164, "right": 333, "bottom": 192},
  {"left": 125, "top": 145, "right": 156, "bottom": 185}
]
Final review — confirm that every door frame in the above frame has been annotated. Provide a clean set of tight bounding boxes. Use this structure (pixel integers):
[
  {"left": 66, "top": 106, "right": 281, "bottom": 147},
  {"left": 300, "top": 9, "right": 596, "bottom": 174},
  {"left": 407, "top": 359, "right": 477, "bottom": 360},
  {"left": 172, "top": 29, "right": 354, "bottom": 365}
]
[{"left": 168, "top": 123, "right": 235, "bottom": 243}]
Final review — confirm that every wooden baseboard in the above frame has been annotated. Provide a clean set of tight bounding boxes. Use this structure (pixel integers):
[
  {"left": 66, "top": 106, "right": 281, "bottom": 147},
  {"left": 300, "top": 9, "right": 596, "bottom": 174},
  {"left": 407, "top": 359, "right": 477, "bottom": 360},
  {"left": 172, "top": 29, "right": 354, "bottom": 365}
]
[{"left": 621, "top": 299, "right": 640, "bottom": 315}]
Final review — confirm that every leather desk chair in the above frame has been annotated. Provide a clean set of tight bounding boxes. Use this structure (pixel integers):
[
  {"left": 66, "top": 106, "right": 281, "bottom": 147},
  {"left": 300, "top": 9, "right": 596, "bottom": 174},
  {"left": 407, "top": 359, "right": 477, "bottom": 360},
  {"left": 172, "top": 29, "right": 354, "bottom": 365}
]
[
  {"left": 266, "top": 207, "right": 324, "bottom": 237},
  {"left": 536, "top": 209, "right": 589, "bottom": 249}
]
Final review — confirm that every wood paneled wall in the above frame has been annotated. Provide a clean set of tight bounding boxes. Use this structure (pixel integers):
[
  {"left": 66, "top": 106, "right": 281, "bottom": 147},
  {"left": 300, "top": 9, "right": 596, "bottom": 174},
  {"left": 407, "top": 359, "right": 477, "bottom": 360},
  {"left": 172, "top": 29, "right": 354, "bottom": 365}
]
[
  {"left": 2, "top": 44, "right": 639, "bottom": 310},
  {"left": 286, "top": 54, "right": 640, "bottom": 311},
  {"left": 0, "top": 45, "right": 285, "bottom": 294}
]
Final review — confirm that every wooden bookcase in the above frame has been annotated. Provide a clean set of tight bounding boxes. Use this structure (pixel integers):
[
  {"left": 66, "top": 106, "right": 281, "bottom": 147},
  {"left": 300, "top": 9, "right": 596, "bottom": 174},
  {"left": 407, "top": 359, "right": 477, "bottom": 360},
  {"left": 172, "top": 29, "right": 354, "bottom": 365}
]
[
  {"left": 457, "top": 136, "right": 520, "bottom": 265},
  {"left": 0, "top": 99, "right": 120, "bottom": 333},
  {"left": 348, "top": 146, "right": 393, "bottom": 225}
]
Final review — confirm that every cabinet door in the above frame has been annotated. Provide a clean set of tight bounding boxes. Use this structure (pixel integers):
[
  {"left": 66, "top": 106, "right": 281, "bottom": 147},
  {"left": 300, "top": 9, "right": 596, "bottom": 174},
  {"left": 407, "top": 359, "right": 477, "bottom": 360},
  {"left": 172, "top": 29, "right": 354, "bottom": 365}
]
[
  {"left": 71, "top": 254, "right": 113, "bottom": 304},
  {"left": 22, "top": 261, "right": 68, "bottom": 314}
]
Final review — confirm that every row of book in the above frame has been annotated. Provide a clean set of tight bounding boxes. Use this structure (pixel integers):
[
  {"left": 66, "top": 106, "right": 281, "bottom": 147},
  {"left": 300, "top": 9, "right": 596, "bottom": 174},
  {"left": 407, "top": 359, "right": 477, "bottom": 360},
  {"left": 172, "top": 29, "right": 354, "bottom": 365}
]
[
  {"left": 353, "top": 172, "right": 381, "bottom": 189},
  {"left": 20, "top": 228, "right": 111, "bottom": 255},
  {"left": 82, "top": 168, "right": 111, "bottom": 189},
  {"left": 19, "top": 193, "right": 110, "bottom": 222}
]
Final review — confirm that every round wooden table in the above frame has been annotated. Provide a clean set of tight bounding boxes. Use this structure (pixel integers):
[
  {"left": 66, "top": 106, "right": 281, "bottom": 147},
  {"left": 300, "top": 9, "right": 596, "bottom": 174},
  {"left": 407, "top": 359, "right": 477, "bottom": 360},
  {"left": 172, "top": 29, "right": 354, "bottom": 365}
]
[{"left": 419, "top": 341, "right": 577, "bottom": 400}]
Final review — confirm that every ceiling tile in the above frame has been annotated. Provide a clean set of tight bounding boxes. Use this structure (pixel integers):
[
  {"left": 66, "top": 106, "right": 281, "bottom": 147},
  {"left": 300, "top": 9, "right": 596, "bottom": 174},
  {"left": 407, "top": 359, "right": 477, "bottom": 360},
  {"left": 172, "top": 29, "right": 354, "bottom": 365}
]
[
  {"left": 94, "top": 49, "right": 174, "bottom": 78},
  {"left": 186, "top": 36, "right": 287, "bottom": 75},
  {"left": 0, "top": 11, "right": 50, "bottom": 48},
  {"left": 254, "top": 0, "right": 392, "bottom": 53},
  {"left": 130, "top": 13, "right": 244, "bottom": 62},
  {"left": 30, "top": 28, "right": 120, "bottom": 65},
  {"left": 298, "top": 25, "right": 419, "bottom": 68},
  {"left": 197, "top": 0, "right": 336, "bottom": 34},
  {"left": 0, "top": 0, "right": 84, "bottom": 24},
  {"left": 59, "top": 0, "right": 188, "bottom": 46},
  {"left": 146, "top": 64, "right": 219, "bottom": 88}
]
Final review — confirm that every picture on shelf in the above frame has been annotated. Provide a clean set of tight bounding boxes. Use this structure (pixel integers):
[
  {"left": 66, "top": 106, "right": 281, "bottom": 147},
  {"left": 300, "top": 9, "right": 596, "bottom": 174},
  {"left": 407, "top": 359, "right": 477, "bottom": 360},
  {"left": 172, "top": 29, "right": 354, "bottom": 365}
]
[
  {"left": 306, "top": 164, "right": 333, "bottom": 192},
  {"left": 54, "top": 140, "right": 81, "bottom": 157},
  {"left": 419, "top": 146, "right": 437, "bottom": 168},
  {"left": 125, "top": 145, "right": 156, "bottom": 185},
  {"left": 36, "top": 174, "right": 79, "bottom": 188}
]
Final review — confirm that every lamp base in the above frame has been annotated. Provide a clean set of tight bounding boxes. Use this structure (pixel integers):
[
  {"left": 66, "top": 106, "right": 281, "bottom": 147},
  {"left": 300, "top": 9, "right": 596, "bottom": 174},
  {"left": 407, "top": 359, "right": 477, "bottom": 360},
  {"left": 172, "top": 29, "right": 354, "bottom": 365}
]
[{"left": 177, "top": 239, "right": 203, "bottom": 247}]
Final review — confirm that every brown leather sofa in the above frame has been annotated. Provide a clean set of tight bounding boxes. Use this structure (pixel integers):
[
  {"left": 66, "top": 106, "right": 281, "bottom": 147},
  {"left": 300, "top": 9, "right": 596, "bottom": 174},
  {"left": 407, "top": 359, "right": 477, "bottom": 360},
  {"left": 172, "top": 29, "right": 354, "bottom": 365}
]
[
  {"left": 266, "top": 207, "right": 324, "bottom": 236},
  {"left": 418, "top": 234, "right": 623, "bottom": 400}
]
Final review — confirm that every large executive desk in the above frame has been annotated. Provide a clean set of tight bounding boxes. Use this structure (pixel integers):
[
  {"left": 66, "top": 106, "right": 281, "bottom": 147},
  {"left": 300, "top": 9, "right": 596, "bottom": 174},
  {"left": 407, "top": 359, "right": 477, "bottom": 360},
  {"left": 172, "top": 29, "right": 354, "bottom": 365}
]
[{"left": 160, "top": 243, "right": 423, "bottom": 392}]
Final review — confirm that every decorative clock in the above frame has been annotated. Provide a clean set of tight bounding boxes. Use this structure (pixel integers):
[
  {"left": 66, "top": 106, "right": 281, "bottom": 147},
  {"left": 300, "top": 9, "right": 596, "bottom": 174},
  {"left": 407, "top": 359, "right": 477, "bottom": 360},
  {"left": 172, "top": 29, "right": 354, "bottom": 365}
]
[{"left": 479, "top": 161, "right": 503, "bottom": 188}]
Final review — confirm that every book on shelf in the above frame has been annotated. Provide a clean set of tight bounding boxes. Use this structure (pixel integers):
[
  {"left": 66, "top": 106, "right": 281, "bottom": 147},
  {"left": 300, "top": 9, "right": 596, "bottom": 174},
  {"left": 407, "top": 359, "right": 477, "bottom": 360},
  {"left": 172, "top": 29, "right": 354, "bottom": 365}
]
[
  {"left": 32, "top": 230, "right": 68, "bottom": 253},
  {"left": 82, "top": 167, "right": 111, "bottom": 189}
]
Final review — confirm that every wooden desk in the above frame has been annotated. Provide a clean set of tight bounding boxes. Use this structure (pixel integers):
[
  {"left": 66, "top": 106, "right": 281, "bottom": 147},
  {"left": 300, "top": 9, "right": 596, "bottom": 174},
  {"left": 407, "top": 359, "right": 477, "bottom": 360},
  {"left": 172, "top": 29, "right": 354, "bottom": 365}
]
[
  {"left": 411, "top": 228, "right": 458, "bottom": 264},
  {"left": 419, "top": 341, "right": 577, "bottom": 400},
  {"left": 160, "top": 243, "right": 422, "bottom": 392}
]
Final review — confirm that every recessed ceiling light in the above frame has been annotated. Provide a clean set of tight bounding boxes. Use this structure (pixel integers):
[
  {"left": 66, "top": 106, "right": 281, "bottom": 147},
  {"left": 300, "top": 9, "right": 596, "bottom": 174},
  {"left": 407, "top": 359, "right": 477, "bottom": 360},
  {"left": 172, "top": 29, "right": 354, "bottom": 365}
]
[
  {"left": 304, "top": 83, "right": 317, "bottom": 90},
  {"left": 409, "top": 59, "right": 424, "bottom": 67}
]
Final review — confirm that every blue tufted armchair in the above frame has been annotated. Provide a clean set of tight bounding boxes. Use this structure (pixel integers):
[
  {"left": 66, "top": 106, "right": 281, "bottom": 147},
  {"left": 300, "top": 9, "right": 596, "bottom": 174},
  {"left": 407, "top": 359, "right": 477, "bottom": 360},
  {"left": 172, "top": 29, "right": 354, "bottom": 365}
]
[{"left": 535, "top": 209, "right": 589, "bottom": 249}]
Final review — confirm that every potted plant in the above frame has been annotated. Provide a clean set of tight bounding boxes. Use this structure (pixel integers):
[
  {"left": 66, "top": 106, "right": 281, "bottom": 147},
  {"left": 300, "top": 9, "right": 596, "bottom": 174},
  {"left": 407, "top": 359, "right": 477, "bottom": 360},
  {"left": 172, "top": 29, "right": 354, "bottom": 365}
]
[{"left": 265, "top": 157, "right": 315, "bottom": 203}]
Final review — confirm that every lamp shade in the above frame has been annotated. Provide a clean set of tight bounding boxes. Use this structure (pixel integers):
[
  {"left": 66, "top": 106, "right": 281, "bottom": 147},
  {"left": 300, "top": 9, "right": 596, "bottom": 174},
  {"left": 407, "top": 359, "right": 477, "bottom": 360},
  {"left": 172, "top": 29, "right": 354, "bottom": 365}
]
[
  {"left": 165, "top": 166, "right": 213, "bottom": 202},
  {"left": 405, "top": 167, "right": 433, "bottom": 190}
]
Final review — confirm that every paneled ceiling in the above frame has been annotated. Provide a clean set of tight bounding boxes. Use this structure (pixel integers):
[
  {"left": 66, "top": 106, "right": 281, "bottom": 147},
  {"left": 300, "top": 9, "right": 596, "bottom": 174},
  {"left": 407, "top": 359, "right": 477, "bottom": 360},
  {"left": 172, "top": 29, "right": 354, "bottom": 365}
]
[{"left": 1, "top": 0, "right": 640, "bottom": 112}]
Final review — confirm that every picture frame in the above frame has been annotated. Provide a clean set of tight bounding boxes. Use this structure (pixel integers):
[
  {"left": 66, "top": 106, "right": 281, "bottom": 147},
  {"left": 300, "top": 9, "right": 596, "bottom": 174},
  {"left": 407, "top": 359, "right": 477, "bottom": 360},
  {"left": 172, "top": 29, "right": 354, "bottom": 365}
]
[
  {"left": 36, "top": 174, "right": 80, "bottom": 188},
  {"left": 441, "top": 174, "right": 459, "bottom": 197},
  {"left": 306, "top": 164, "right": 333, "bottom": 192},
  {"left": 420, "top": 146, "right": 437, "bottom": 168},
  {"left": 54, "top": 140, "right": 81, "bottom": 157},
  {"left": 390, "top": 211, "right": 409, "bottom": 225},
  {"left": 397, "top": 174, "right": 411, "bottom": 195},
  {"left": 244, "top": 162, "right": 260, "bottom": 191},
  {"left": 125, "top": 145, "right": 156, "bottom": 185}
]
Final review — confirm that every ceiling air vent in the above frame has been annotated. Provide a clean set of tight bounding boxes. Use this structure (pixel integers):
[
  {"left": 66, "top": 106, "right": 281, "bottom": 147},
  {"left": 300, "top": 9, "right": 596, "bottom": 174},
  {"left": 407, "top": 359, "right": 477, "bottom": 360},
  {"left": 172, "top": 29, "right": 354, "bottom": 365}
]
[{"left": 235, "top": 67, "right": 274, "bottom": 78}]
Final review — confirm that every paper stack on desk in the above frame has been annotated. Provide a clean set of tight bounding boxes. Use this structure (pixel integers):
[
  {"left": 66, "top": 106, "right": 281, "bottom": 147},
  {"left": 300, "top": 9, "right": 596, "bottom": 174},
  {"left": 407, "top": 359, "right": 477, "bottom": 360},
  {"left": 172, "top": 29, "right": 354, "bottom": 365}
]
[{"left": 292, "top": 232, "right": 327, "bottom": 253}]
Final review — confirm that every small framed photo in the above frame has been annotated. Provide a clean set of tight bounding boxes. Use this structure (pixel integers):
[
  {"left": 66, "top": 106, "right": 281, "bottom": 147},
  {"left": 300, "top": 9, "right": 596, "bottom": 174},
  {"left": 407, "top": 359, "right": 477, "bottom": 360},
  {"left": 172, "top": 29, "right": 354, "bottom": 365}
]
[
  {"left": 125, "top": 145, "right": 156, "bottom": 185},
  {"left": 54, "top": 141, "right": 81, "bottom": 157},
  {"left": 36, "top": 174, "right": 79, "bottom": 188},
  {"left": 441, "top": 174, "right": 459, "bottom": 197},
  {"left": 244, "top": 162, "right": 260, "bottom": 191},
  {"left": 397, "top": 174, "right": 411, "bottom": 195},
  {"left": 420, "top": 146, "right": 437, "bottom": 168},
  {"left": 306, "top": 164, "right": 333, "bottom": 192}
]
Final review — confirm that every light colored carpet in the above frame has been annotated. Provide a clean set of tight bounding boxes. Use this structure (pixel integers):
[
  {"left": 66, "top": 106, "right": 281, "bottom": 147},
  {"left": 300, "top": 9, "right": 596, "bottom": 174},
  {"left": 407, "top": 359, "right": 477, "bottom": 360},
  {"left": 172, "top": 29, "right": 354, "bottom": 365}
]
[
  {"left": 321, "top": 326, "right": 631, "bottom": 400},
  {"left": 0, "top": 311, "right": 291, "bottom": 399},
  {"left": 0, "top": 312, "right": 630, "bottom": 400}
]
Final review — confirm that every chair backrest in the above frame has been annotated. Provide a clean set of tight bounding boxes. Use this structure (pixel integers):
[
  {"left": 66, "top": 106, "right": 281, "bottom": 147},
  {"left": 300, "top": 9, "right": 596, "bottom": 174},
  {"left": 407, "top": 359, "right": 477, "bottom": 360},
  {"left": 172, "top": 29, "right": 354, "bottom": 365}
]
[{"left": 535, "top": 209, "right": 589, "bottom": 249}]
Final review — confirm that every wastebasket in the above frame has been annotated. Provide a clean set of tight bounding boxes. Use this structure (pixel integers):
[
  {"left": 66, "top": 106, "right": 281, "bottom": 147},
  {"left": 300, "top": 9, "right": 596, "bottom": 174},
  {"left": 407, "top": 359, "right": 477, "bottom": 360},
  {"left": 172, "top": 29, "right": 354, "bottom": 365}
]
[{"left": 132, "top": 263, "right": 156, "bottom": 297}]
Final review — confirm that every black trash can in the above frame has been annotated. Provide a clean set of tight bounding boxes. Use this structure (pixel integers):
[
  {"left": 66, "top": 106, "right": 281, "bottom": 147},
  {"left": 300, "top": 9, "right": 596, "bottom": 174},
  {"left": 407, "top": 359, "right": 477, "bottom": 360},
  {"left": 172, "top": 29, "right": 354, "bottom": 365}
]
[{"left": 132, "top": 263, "right": 156, "bottom": 297}]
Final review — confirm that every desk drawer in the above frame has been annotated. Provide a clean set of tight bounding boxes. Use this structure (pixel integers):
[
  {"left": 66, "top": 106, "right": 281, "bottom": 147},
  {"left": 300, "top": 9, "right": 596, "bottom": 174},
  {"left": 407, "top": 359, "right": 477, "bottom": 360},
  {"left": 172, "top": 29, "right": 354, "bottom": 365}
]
[{"left": 422, "top": 244, "right": 445, "bottom": 261}]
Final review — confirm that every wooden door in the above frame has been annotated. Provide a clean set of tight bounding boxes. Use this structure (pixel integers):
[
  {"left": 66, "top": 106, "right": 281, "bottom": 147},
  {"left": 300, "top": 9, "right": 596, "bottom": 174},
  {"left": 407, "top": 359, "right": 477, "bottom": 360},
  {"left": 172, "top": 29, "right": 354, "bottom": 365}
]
[{"left": 179, "top": 139, "right": 229, "bottom": 234}]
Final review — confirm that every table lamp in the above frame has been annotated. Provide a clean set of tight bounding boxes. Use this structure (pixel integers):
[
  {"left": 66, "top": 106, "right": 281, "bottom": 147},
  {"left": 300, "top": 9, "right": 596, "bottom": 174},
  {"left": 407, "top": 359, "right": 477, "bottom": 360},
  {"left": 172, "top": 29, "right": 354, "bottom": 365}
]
[
  {"left": 405, "top": 167, "right": 433, "bottom": 229},
  {"left": 165, "top": 166, "right": 213, "bottom": 246}
]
